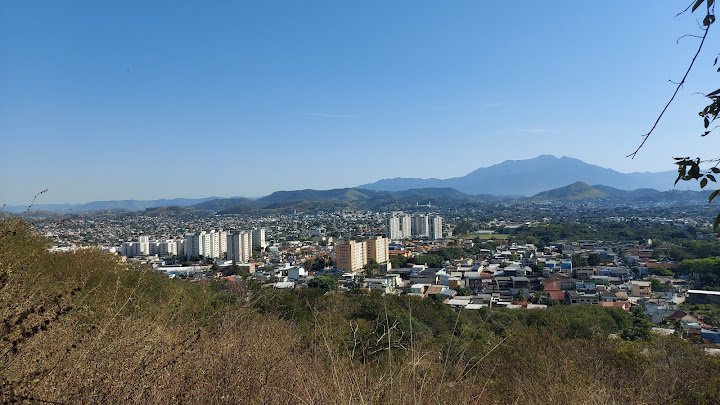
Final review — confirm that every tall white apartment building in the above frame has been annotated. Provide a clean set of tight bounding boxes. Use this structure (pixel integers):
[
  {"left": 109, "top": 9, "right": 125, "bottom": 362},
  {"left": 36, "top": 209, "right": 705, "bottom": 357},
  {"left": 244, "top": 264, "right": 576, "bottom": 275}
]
[
  {"left": 120, "top": 242, "right": 138, "bottom": 257},
  {"left": 149, "top": 241, "right": 161, "bottom": 256},
  {"left": 176, "top": 239, "right": 186, "bottom": 257},
  {"left": 227, "top": 231, "right": 251, "bottom": 263},
  {"left": 205, "top": 229, "right": 227, "bottom": 259},
  {"left": 428, "top": 216, "right": 443, "bottom": 240},
  {"left": 185, "top": 233, "right": 201, "bottom": 260},
  {"left": 159, "top": 240, "right": 178, "bottom": 256},
  {"left": 386, "top": 213, "right": 412, "bottom": 240},
  {"left": 138, "top": 235, "right": 150, "bottom": 256},
  {"left": 200, "top": 231, "right": 212, "bottom": 258},
  {"left": 411, "top": 215, "right": 429, "bottom": 238},
  {"left": 251, "top": 228, "right": 267, "bottom": 249}
]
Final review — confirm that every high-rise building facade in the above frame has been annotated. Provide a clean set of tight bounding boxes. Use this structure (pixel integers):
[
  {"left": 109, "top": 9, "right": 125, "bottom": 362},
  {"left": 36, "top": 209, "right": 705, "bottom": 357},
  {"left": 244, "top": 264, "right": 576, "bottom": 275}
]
[
  {"left": 185, "top": 233, "right": 201, "bottom": 260},
  {"left": 251, "top": 228, "right": 267, "bottom": 249},
  {"left": 138, "top": 235, "right": 150, "bottom": 256},
  {"left": 386, "top": 213, "right": 412, "bottom": 240},
  {"left": 335, "top": 237, "right": 390, "bottom": 272},
  {"left": 335, "top": 240, "right": 367, "bottom": 272},
  {"left": 411, "top": 215, "right": 429, "bottom": 238},
  {"left": 428, "top": 216, "right": 443, "bottom": 240},
  {"left": 387, "top": 213, "right": 442, "bottom": 240},
  {"left": 227, "top": 231, "right": 251, "bottom": 263},
  {"left": 366, "top": 236, "right": 389, "bottom": 264}
]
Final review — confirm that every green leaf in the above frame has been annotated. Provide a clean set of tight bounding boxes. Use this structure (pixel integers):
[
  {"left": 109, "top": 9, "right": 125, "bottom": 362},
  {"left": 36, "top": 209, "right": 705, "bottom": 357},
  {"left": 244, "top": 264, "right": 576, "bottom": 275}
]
[
  {"left": 704, "top": 14, "right": 716, "bottom": 26},
  {"left": 711, "top": 167, "right": 720, "bottom": 173},
  {"left": 707, "top": 88, "right": 720, "bottom": 97},
  {"left": 689, "top": 164, "right": 701, "bottom": 179},
  {"left": 693, "top": 0, "right": 705, "bottom": 12},
  {"left": 713, "top": 212, "right": 720, "bottom": 233},
  {"left": 708, "top": 174, "right": 717, "bottom": 182},
  {"left": 701, "top": 177, "right": 708, "bottom": 188},
  {"left": 705, "top": 116, "right": 710, "bottom": 128},
  {"left": 709, "top": 189, "right": 720, "bottom": 202}
]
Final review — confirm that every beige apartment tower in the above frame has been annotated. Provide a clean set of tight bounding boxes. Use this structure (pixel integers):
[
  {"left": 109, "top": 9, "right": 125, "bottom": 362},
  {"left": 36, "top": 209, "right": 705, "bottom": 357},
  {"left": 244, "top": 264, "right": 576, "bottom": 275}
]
[
  {"left": 366, "top": 236, "right": 389, "bottom": 264},
  {"left": 335, "top": 240, "right": 367, "bottom": 272},
  {"left": 335, "top": 237, "right": 390, "bottom": 272}
]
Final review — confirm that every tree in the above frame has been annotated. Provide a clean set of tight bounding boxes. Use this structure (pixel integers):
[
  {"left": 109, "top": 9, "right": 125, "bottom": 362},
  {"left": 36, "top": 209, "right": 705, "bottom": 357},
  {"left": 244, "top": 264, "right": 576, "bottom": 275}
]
[
  {"left": 454, "top": 286, "right": 472, "bottom": 296},
  {"left": 571, "top": 254, "right": 588, "bottom": 267},
  {"left": 648, "top": 277, "right": 664, "bottom": 293},
  {"left": 363, "top": 258, "right": 379, "bottom": 275},
  {"left": 631, "top": 1, "right": 720, "bottom": 233},
  {"left": 621, "top": 305, "right": 653, "bottom": 341},
  {"left": 390, "top": 255, "right": 408, "bottom": 269},
  {"left": 587, "top": 253, "right": 601, "bottom": 266},
  {"left": 307, "top": 276, "right": 338, "bottom": 292},
  {"left": 650, "top": 266, "right": 675, "bottom": 277},
  {"left": 453, "top": 220, "right": 474, "bottom": 236}
]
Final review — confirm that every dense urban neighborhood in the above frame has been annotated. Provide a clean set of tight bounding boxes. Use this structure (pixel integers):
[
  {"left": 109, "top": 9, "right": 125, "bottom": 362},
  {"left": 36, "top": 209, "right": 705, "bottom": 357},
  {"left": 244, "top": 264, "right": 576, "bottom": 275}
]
[{"left": 19, "top": 192, "right": 720, "bottom": 347}]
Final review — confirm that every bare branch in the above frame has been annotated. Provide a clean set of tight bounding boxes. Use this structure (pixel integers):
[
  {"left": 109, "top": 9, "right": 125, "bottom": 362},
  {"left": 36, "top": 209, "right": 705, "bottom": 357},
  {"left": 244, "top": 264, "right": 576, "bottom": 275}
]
[
  {"left": 676, "top": 1, "right": 696, "bottom": 17},
  {"left": 628, "top": 25, "right": 711, "bottom": 159},
  {"left": 676, "top": 33, "right": 705, "bottom": 43}
]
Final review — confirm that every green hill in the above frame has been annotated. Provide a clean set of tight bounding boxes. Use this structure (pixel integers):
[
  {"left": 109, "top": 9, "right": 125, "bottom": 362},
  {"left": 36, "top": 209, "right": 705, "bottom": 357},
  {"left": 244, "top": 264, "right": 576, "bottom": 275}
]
[{"left": 530, "top": 181, "right": 609, "bottom": 201}]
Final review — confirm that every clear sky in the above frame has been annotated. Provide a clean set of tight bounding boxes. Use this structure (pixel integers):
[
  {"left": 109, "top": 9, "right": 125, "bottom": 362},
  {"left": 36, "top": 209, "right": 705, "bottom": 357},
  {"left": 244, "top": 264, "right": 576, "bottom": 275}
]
[{"left": 3, "top": 1, "right": 720, "bottom": 205}]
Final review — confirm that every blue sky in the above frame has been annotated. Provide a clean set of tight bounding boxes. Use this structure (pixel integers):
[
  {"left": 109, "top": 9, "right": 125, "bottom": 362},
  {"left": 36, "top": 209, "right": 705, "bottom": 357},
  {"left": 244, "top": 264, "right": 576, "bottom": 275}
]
[{"left": 2, "top": 1, "right": 720, "bottom": 204}]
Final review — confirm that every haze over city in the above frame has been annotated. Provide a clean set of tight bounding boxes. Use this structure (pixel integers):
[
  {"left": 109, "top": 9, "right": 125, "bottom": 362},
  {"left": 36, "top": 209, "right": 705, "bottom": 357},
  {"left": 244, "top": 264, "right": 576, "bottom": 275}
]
[{"left": 3, "top": 1, "right": 720, "bottom": 205}]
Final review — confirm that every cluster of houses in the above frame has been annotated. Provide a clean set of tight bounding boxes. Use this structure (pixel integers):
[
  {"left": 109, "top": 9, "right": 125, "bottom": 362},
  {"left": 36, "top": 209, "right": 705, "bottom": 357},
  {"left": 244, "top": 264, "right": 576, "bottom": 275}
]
[{"left": 145, "top": 236, "right": 720, "bottom": 343}]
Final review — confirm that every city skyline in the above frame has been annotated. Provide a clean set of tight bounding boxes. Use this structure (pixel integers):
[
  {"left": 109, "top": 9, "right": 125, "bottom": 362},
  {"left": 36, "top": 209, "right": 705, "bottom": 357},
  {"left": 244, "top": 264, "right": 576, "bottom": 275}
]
[{"left": 3, "top": 1, "right": 720, "bottom": 205}]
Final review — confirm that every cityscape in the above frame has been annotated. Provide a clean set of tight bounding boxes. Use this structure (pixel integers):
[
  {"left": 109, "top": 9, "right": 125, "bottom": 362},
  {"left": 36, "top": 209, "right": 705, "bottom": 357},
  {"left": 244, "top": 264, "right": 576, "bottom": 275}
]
[
  {"left": 18, "top": 182, "right": 720, "bottom": 345},
  {"left": 4, "top": 0, "right": 720, "bottom": 403}
]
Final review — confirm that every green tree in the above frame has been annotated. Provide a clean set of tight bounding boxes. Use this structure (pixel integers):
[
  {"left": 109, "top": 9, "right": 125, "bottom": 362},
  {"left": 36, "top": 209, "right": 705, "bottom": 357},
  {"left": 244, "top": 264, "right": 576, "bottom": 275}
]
[
  {"left": 648, "top": 277, "right": 664, "bottom": 293},
  {"left": 650, "top": 266, "right": 674, "bottom": 277},
  {"left": 390, "top": 255, "right": 408, "bottom": 269},
  {"left": 307, "top": 276, "right": 338, "bottom": 292},
  {"left": 363, "top": 258, "right": 379, "bottom": 275},
  {"left": 571, "top": 254, "right": 588, "bottom": 267},
  {"left": 454, "top": 286, "right": 471, "bottom": 296},
  {"left": 621, "top": 305, "right": 653, "bottom": 341},
  {"left": 453, "top": 220, "right": 474, "bottom": 236},
  {"left": 415, "top": 254, "right": 443, "bottom": 268},
  {"left": 587, "top": 253, "right": 601, "bottom": 266}
]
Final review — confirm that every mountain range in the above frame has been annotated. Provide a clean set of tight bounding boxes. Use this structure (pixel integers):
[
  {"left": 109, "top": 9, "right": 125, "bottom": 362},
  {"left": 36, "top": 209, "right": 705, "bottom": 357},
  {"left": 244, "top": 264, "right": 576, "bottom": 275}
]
[
  {"left": 2, "top": 155, "right": 704, "bottom": 214},
  {"left": 358, "top": 155, "right": 684, "bottom": 195}
]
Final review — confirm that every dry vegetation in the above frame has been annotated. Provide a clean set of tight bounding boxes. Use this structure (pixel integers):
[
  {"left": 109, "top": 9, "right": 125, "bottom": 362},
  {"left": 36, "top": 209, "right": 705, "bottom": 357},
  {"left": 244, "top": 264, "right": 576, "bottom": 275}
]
[{"left": 2, "top": 218, "right": 720, "bottom": 404}]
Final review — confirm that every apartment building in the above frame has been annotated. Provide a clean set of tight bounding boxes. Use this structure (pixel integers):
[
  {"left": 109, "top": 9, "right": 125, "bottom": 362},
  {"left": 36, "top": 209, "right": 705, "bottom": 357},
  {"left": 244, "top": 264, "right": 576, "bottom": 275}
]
[
  {"left": 335, "top": 240, "right": 368, "bottom": 272},
  {"left": 252, "top": 228, "right": 267, "bottom": 249},
  {"left": 227, "top": 231, "right": 251, "bottom": 263},
  {"left": 366, "top": 236, "right": 389, "bottom": 264}
]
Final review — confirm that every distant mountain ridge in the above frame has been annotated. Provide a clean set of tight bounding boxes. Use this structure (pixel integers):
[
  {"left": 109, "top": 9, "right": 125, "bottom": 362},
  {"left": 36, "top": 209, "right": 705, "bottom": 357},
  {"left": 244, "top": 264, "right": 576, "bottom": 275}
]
[
  {"left": 210, "top": 187, "right": 492, "bottom": 214},
  {"left": 359, "top": 155, "right": 684, "bottom": 195},
  {"left": 3, "top": 156, "right": 704, "bottom": 214},
  {"left": 2, "top": 197, "right": 222, "bottom": 214}
]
